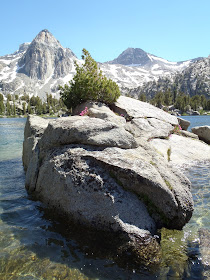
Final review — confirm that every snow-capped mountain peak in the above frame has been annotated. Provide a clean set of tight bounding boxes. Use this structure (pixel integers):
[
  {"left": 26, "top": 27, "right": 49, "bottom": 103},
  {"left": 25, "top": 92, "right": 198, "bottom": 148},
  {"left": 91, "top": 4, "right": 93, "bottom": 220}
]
[
  {"left": 100, "top": 48, "right": 202, "bottom": 90},
  {"left": 0, "top": 30, "right": 78, "bottom": 99},
  {"left": 0, "top": 31, "right": 206, "bottom": 99}
]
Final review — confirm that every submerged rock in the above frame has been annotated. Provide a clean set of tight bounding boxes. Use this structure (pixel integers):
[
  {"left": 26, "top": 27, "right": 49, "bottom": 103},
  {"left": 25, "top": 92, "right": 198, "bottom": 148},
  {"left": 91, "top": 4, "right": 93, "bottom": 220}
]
[
  {"left": 23, "top": 96, "right": 197, "bottom": 265},
  {"left": 199, "top": 229, "right": 210, "bottom": 279}
]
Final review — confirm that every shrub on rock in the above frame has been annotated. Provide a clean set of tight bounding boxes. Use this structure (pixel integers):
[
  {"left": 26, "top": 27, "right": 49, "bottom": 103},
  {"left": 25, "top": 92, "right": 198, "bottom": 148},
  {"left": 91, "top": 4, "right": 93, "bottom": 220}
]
[{"left": 59, "top": 48, "right": 120, "bottom": 110}]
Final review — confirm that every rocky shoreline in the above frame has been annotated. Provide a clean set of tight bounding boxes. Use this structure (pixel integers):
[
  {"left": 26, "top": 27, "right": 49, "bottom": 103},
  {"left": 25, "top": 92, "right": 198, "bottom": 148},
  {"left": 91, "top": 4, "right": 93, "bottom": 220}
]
[{"left": 22, "top": 96, "right": 210, "bottom": 265}]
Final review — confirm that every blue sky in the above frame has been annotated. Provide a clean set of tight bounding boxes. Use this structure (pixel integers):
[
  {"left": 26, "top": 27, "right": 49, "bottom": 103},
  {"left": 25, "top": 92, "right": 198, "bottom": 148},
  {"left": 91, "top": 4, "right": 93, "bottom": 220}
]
[{"left": 1, "top": 0, "right": 209, "bottom": 62}]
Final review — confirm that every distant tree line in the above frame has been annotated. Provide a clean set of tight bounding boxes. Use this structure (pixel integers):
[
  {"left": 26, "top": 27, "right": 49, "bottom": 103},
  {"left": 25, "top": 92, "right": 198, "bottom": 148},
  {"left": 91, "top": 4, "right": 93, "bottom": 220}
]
[
  {"left": 0, "top": 93, "right": 66, "bottom": 117},
  {"left": 139, "top": 90, "right": 210, "bottom": 113}
]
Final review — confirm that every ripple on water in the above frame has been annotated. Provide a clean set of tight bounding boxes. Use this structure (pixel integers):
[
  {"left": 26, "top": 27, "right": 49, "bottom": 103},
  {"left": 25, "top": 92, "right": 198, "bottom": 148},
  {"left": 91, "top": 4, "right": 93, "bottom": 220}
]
[{"left": 159, "top": 161, "right": 210, "bottom": 279}]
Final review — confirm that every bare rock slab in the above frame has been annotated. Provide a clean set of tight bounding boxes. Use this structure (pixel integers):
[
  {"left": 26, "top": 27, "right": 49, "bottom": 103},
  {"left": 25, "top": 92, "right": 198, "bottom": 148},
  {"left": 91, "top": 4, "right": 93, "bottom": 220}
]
[
  {"left": 39, "top": 116, "right": 137, "bottom": 152},
  {"left": 151, "top": 134, "right": 210, "bottom": 166},
  {"left": 111, "top": 96, "right": 178, "bottom": 126}
]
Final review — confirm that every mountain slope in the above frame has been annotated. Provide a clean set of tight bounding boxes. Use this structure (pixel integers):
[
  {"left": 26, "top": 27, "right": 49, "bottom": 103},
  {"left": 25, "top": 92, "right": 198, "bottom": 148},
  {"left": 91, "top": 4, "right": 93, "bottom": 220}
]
[{"left": 174, "top": 55, "right": 210, "bottom": 97}]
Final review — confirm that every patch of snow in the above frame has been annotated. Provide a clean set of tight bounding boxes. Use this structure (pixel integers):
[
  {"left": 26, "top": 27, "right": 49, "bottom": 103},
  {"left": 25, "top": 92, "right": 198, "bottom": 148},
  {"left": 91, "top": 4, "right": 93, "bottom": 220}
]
[
  {"left": 50, "top": 80, "right": 58, "bottom": 89},
  {"left": 179, "top": 60, "right": 191, "bottom": 67},
  {"left": 148, "top": 54, "right": 154, "bottom": 62},
  {"left": 0, "top": 59, "right": 12, "bottom": 65},
  {"left": 7, "top": 71, "right": 17, "bottom": 83},
  {"left": 0, "top": 55, "right": 21, "bottom": 65},
  {"left": 134, "top": 67, "right": 148, "bottom": 73},
  {"left": 152, "top": 64, "right": 160, "bottom": 70},
  {"left": 0, "top": 62, "right": 17, "bottom": 83},
  {"left": 61, "top": 73, "right": 75, "bottom": 84},
  {"left": 150, "top": 55, "right": 177, "bottom": 65},
  {"left": 0, "top": 66, "right": 10, "bottom": 79},
  {"left": 152, "top": 69, "right": 163, "bottom": 75}
]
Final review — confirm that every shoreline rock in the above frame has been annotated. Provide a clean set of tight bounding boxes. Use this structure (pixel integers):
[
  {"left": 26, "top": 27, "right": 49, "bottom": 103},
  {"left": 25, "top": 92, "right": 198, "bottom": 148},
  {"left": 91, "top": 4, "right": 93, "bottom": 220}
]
[
  {"left": 177, "top": 117, "right": 190, "bottom": 131},
  {"left": 191, "top": 125, "right": 210, "bottom": 144}
]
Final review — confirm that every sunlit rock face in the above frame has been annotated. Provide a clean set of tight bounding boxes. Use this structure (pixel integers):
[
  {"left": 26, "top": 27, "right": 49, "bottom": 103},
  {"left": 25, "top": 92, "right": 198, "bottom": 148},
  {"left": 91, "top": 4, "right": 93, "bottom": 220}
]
[{"left": 18, "top": 29, "right": 76, "bottom": 80}]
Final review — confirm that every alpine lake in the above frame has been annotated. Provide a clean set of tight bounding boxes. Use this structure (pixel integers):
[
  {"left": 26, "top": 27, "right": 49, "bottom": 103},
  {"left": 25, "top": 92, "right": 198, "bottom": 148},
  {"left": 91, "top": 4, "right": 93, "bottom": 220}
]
[{"left": 0, "top": 115, "right": 209, "bottom": 280}]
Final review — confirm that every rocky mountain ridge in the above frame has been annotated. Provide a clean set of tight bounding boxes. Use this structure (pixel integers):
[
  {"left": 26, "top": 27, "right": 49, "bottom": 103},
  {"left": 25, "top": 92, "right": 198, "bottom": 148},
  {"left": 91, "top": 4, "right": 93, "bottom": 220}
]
[
  {"left": 129, "top": 55, "right": 210, "bottom": 99},
  {"left": 0, "top": 29, "right": 208, "bottom": 99}
]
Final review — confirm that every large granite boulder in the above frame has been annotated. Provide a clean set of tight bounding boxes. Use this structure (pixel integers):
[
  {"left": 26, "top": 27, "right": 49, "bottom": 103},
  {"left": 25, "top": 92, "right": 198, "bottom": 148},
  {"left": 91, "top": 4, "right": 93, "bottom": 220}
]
[
  {"left": 125, "top": 117, "right": 174, "bottom": 141},
  {"left": 110, "top": 96, "right": 178, "bottom": 141},
  {"left": 38, "top": 116, "right": 137, "bottom": 152},
  {"left": 23, "top": 97, "right": 197, "bottom": 265},
  {"left": 191, "top": 125, "right": 210, "bottom": 144}
]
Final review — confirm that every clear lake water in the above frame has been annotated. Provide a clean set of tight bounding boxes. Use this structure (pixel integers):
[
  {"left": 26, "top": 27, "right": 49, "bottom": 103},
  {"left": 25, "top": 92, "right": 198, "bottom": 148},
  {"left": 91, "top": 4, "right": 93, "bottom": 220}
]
[{"left": 0, "top": 116, "right": 209, "bottom": 280}]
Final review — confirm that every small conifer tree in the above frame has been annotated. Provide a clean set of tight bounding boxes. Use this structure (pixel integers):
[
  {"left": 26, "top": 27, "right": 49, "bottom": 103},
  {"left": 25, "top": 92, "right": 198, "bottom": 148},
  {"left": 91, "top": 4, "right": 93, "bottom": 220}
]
[{"left": 59, "top": 49, "right": 120, "bottom": 110}]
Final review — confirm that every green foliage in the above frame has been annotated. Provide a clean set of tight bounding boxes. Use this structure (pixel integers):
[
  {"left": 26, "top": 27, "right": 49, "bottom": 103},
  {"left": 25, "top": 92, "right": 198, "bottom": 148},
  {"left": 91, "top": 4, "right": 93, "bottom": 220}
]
[
  {"left": 0, "top": 94, "right": 5, "bottom": 115},
  {"left": 167, "top": 148, "right": 171, "bottom": 162},
  {"left": 21, "top": 94, "right": 30, "bottom": 103},
  {"left": 174, "top": 93, "right": 210, "bottom": 112},
  {"left": 0, "top": 93, "right": 4, "bottom": 102},
  {"left": 150, "top": 90, "right": 173, "bottom": 108},
  {"left": 22, "top": 102, "right": 26, "bottom": 115},
  {"left": 12, "top": 102, "right": 16, "bottom": 116},
  {"left": 0, "top": 92, "right": 67, "bottom": 117},
  {"left": 27, "top": 103, "right": 32, "bottom": 114},
  {"left": 164, "top": 90, "right": 173, "bottom": 106},
  {"left": 139, "top": 93, "right": 147, "bottom": 102},
  {"left": 59, "top": 48, "right": 120, "bottom": 110},
  {"left": 6, "top": 101, "right": 12, "bottom": 116},
  {"left": 149, "top": 89, "right": 210, "bottom": 113},
  {"left": 7, "top": 94, "right": 12, "bottom": 101}
]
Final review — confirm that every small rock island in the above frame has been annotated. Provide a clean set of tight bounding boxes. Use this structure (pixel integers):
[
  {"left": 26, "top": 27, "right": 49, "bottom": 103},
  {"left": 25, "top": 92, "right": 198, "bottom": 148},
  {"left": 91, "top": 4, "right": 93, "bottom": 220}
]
[{"left": 22, "top": 96, "right": 210, "bottom": 265}]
